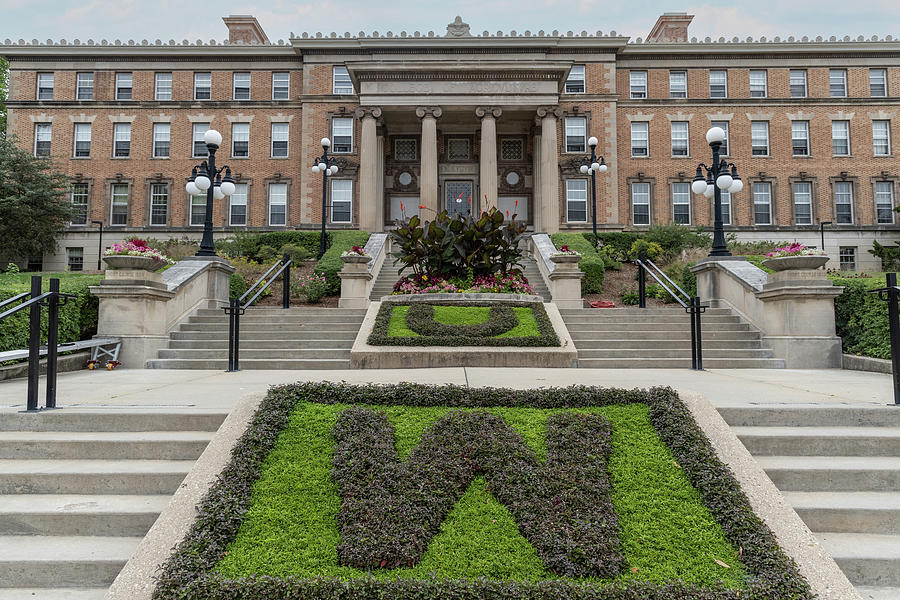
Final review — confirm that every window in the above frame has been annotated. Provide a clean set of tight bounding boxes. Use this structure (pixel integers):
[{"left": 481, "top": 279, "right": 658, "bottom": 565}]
[
  {"left": 711, "top": 120, "right": 729, "bottom": 155},
  {"left": 839, "top": 247, "right": 856, "bottom": 271},
  {"left": 192, "top": 123, "right": 209, "bottom": 157},
  {"left": 66, "top": 248, "right": 84, "bottom": 272},
  {"left": 669, "top": 70, "right": 687, "bottom": 98},
  {"left": 565, "top": 179, "right": 587, "bottom": 222},
  {"left": 834, "top": 181, "right": 853, "bottom": 224},
  {"left": 670, "top": 121, "right": 689, "bottom": 157},
  {"left": 793, "top": 182, "right": 813, "bottom": 224},
  {"left": 150, "top": 183, "right": 168, "bottom": 226},
  {"left": 832, "top": 120, "right": 850, "bottom": 156},
  {"left": 500, "top": 138, "right": 523, "bottom": 161},
  {"left": 753, "top": 182, "right": 772, "bottom": 225},
  {"left": 720, "top": 190, "right": 732, "bottom": 225},
  {"left": 333, "top": 66, "right": 353, "bottom": 95},
  {"left": 113, "top": 123, "right": 131, "bottom": 158},
  {"left": 749, "top": 70, "right": 768, "bottom": 97},
  {"left": 115, "top": 72, "right": 132, "bottom": 100},
  {"left": 632, "top": 183, "right": 651, "bottom": 225},
  {"left": 73, "top": 123, "right": 91, "bottom": 157},
  {"left": 751, "top": 121, "right": 769, "bottom": 156},
  {"left": 876, "top": 181, "right": 895, "bottom": 224},
  {"left": 631, "top": 121, "right": 649, "bottom": 157},
  {"left": 331, "top": 180, "right": 352, "bottom": 223},
  {"left": 229, "top": 183, "right": 248, "bottom": 226},
  {"left": 70, "top": 184, "right": 89, "bottom": 225},
  {"left": 190, "top": 196, "right": 206, "bottom": 226},
  {"left": 155, "top": 73, "right": 172, "bottom": 100},
  {"left": 672, "top": 182, "right": 691, "bottom": 224},
  {"left": 233, "top": 72, "right": 250, "bottom": 100},
  {"left": 331, "top": 117, "right": 353, "bottom": 153},
  {"left": 271, "top": 123, "right": 289, "bottom": 157},
  {"left": 709, "top": 70, "right": 727, "bottom": 98},
  {"left": 830, "top": 69, "right": 847, "bottom": 97},
  {"left": 873, "top": 120, "right": 892, "bottom": 155},
  {"left": 76, "top": 72, "right": 93, "bottom": 100},
  {"left": 272, "top": 72, "right": 290, "bottom": 99},
  {"left": 231, "top": 123, "right": 250, "bottom": 158},
  {"left": 152, "top": 123, "right": 170, "bottom": 158},
  {"left": 790, "top": 70, "right": 807, "bottom": 98},
  {"left": 37, "top": 72, "right": 54, "bottom": 100},
  {"left": 791, "top": 121, "right": 810, "bottom": 156},
  {"left": 870, "top": 68, "right": 887, "bottom": 97},
  {"left": 447, "top": 138, "right": 470, "bottom": 160},
  {"left": 394, "top": 138, "right": 417, "bottom": 161},
  {"left": 34, "top": 123, "right": 51, "bottom": 157},
  {"left": 565, "top": 65, "right": 585, "bottom": 94},
  {"left": 630, "top": 71, "right": 647, "bottom": 99},
  {"left": 564, "top": 117, "right": 586, "bottom": 153},
  {"left": 194, "top": 72, "right": 211, "bottom": 100},
  {"left": 110, "top": 183, "right": 129, "bottom": 225},
  {"left": 268, "top": 183, "right": 287, "bottom": 226}
]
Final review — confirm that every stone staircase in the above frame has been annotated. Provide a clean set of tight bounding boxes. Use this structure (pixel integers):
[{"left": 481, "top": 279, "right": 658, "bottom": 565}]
[
  {"left": 722, "top": 404, "right": 900, "bottom": 600},
  {"left": 146, "top": 307, "right": 367, "bottom": 369},
  {"left": 0, "top": 408, "right": 226, "bottom": 598},
  {"left": 561, "top": 307, "right": 784, "bottom": 368}
]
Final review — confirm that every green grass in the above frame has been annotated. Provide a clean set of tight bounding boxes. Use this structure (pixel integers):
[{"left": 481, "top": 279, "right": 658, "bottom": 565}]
[
  {"left": 433, "top": 305, "right": 490, "bottom": 325},
  {"left": 386, "top": 305, "right": 539, "bottom": 339},
  {"left": 387, "top": 305, "right": 418, "bottom": 337},
  {"left": 0, "top": 271, "right": 101, "bottom": 286},
  {"left": 215, "top": 402, "right": 747, "bottom": 587},
  {"left": 497, "top": 307, "right": 540, "bottom": 337}
]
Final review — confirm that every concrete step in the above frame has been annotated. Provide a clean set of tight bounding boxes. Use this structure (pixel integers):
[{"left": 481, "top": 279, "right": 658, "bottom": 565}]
[
  {"left": 157, "top": 349, "right": 351, "bottom": 360},
  {"left": 0, "top": 410, "right": 226, "bottom": 433},
  {"left": 0, "top": 494, "right": 168, "bottom": 536},
  {"left": 146, "top": 358, "right": 351, "bottom": 370},
  {"left": 570, "top": 330, "right": 760, "bottom": 341},
  {"left": 718, "top": 406, "right": 900, "bottom": 428},
  {"left": 573, "top": 338, "right": 763, "bottom": 350},
  {"left": 188, "top": 315, "right": 365, "bottom": 325},
  {"left": 578, "top": 348, "right": 774, "bottom": 359},
  {"left": 818, "top": 532, "right": 900, "bottom": 586},
  {"left": 1, "top": 588, "right": 108, "bottom": 599},
  {"left": 0, "top": 535, "right": 142, "bottom": 587},
  {"left": 783, "top": 492, "right": 900, "bottom": 535},
  {"left": 0, "top": 431, "right": 214, "bottom": 460},
  {"left": 566, "top": 322, "right": 751, "bottom": 332},
  {"left": 563, "top": 315, "right": 742, "bottom": 324},
  {"left": 195, "top": 308, "right": 367, "bottom": 317},
  {"left": 577, "top": 357, "right": 785, "bottom": 369},
  {"left": 179, "top": 322, "right": 362, "bottom": 332},
  {"left": 755, "top": 456, "right": 900, "bottom": 491},
  {"left": 170, "top": 330, "right": 358, "bottom": 341},
  {"left": 0, "top": 459, "right": 192, "bottom": 495},
  {"left": 167, "top": 338, "right": 354, "bottom": 350},
  {"left": 856, "top": 586, "right": 900, "bottom": 599},
  {"left": 560, "top": 307, "right": 735, "bottom": 316},
  {"left": 734, "top": 426, "right": 900, "bottom": 456}
]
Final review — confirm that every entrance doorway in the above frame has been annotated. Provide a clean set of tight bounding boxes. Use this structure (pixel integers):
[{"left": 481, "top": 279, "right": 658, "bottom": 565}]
[{"left": 444, "top": 180, "right": 474, "bottom": 217}]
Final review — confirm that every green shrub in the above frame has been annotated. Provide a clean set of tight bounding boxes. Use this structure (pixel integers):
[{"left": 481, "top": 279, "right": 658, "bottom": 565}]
[
  {"left": 551, "top": 233, "right": 605, "bottom": 294},
  {"left": 643, "top": 224, "right": 710, "bottom": 259},
  {"left": 628, "top": 239, "right": 664, "bottom": 261},
  {"left": 681, "top": 263, "right": 697, "bottom": 297},
  {"left": 870, "top": 240, "right": 900, "bottom": 271},
  {"left": 216, "top": 231, "right": 325, "bottom": 261},
  {"left": 256, "top": 245, "right": 278, "bottom": 263},
  {"left": 280, "top": 244, "right": 312, "bottom": 264},
  {"left": 292, "top": 273, "right": 329, "bottom": 303},
  {"left": 314, "top": 230, "right": 370, "bottom": 295},
  {"left": 597, "top": 246, "right": 622, "bottom": 270},
  {"left": 591, "top": 232, "right": 641, "bottom": 257},
  {"left": 229, "top": 272, "right": 246, "bottom": 300},
  {"left": 831, "top": 275, "right": 890, "bottom": 359}
]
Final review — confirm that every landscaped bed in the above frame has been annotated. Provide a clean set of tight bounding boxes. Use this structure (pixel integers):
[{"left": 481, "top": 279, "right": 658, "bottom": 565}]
[{"left": 154, "top": 382, "right": 813, "bottom": 600}]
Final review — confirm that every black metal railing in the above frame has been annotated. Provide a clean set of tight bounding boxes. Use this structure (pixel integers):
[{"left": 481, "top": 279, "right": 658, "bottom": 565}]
[
  {"left": 870, "top": 272, "right": 899, "bottom": 405},
  {"left": 0, "top": 275, "right": 75, "bottom": 411},
  {"left": 223, "top": 253, "right": 292, "bottom": 372},
  {"left": 635, "top": 254, "right": 707, "bottom": 370}
]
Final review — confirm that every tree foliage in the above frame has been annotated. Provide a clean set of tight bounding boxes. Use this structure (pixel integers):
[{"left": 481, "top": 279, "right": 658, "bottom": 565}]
[{"left": 0, "top": 57, "right": 8, "bottom": 133}]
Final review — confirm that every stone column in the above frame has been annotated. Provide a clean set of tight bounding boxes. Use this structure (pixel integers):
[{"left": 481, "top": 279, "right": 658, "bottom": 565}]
[
  {"left": 537, "top": 107, "right": 562, "bottom": 234},
  {"left": 376, "top": 127, "right": 385, "bottom": 229},
  {"left": 356, "top": 106, "right": 382, "bottom": 232},
  {"left": 532, "top": 123, "right": 542, "bottom": 231},
  {"left": 476, "top": 107, "right": 501, "bottom": 211},
  {"left": 416, "top": 106, "right": 442, "bottom": 216}
]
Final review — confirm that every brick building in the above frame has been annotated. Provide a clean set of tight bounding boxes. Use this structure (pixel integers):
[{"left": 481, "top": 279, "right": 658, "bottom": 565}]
[{"left": 2, "top": 13, "right": 898, "bottom": 271}]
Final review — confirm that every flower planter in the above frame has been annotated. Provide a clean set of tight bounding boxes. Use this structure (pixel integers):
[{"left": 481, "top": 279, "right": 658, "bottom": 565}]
[
  {"left": 103, "top": 255, "right": 166, "bottom": 272},
  {"left": 549, "top": 254, "right": 582, "bottom": 264},
  {"left": 761, "top": 255, "right": 829, "bottom": 271},
  {"left": 340, "top": 254, "right": 372, "bottom": 265}
]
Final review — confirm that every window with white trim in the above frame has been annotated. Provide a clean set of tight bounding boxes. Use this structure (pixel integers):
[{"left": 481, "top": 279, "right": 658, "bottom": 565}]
[
  {"left": 565, "top": 65, "right": 585, "bottom": 94},
  {"left": 66, "top": 248, "right": 84, "bottom": 272},
  {"left": 751, "top": 121, "right": 769, "bottom": 156},
  {"left": 192, "top": 123, "right": 209, "bottom": 158},
  {"left": 71, "top": 183, "right": 89, "bottom": 225},
  {"left": 830, "top": 69, "right": 847, "bottom": 97},
  {"left": 632, "top": 182, "right": 650, "bottom": 225},
  {"left": 194, "top": 72, "right": 211, "bottom": 100},
  {"left": 333, "top": 66, "right": 353, "bottom": 95},
  {"left": 630, "top": 71, "right": 647, "bottom": 99},
  {"left": 709, "top": 70, "right": 727, "bottom": 98},
  {"left": 669, "top": 70, "right": 687, "bottom": 98},
  {"left": 271, "top": 123, "right": 289, "bottom": 157},
  {"left": 73, "top": 123, "right": 91, "bottom": 158},
  {"left": 565, "top": 117, "right": 586, "bottom": 153},
  {"left": 272, "top": 72, "right": 290, "bottom": 99},
  {"left": 719, "top": 189, "right": 731, "bottom": 225},
  {"left": 113, "top": 123, "right": 131, "bottom": 158},
  {"left": 839, "top": 247, "right": 856, "bottom": 271},
  {"left": 790, "top": 69, "right": 807, "bottom": 98},
  {"left": 268, "top": 183, "right": 287, "bottom": 226},
  {"left": 670, "top": 121, "right": 689, "bottom": 157},
  {"left": 672, "top": 182, "right": 691, "bottom": 224},
  {"left": 154, "top": 72, "right": 172, "bottom": 100},
  {"left": 873, "top": 120, "right": 891, "bottom": 156},
  {"left": 115, "top": 72, "right": 132, "bottom": 100},
  {"left": 229, "top": 183, "right": 248, "bottom": 226},
  {"left": 870, "top": 68, "right": 887, "bottom": 97},
  {"left": 190, "top": 196, "right": 206, "bottom": 226},
  {"left": 394, "top": 138, "right": 418, "bottom": 161},
  {"left": 834, "top": 181, "right": 854, "bottom": 224},
  {"left": 150, "top": 183, "right": 168, "bottom": 226},
  {"left": 750, "top": 70, "right": 768, "bottom": 98},
  {"left": 331, "top": 117, "right": 353, "bottom": 153},
  {"left": 791, "top": 121, "right": 809, "bottom": 156},
  {"left": 152, "top": 123, "right": 170, "bottom": 158},
  {"left": 34, "top": 123, "right": 51, "bottom": 157},
  {"left": 110, "top": 183, "right": 129, "bottom": 225},
  {"left": 876, "top": 181, "right": 895, "bottom": 224},
  {"left": 832, "top": 120, "right": 850, "bottom": 156},
  {"left": 233, "top": 72, "right": 250, "bottom": 100},
  {"left": 711, "top": 120, "right": 729, "bottom": 155},
  {"left": 331, "top": 179, "right": 353, "bottom": 223},
  {"left": 753, "top": 182, "right": 772, "bottom": 225},
  {"left": 793, "top": 182, "right": 812, "bottom": 224},
  {"left": 76, "top": 72, "right": 93, "bottom": 100},
  {"left": 565, "top": 179, "right": 587, "bottom": 222},
  {"left": 37, "top": 72, "right": 54, "bottom": 100},
  {"left": 631, "top": 121, "right": 649, "bottom": 157},
  {"left": 231, "top": 123, "right": 250, "bottom": 158}
]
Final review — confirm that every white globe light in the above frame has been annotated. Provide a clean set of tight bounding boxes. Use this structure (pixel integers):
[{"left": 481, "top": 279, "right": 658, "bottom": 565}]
[
  {"left": 186, "top": 181, "right": 200, "bottom": 195},
  {"left": 591, "top": 162, "right": 601, "bottom": 171},
  {"left": 588, "top": 136, "right": 598, "bottom": 147},
  {"left": 704, "top": 185, "right": 715, "bottom": 199},
  {"left": 706, "top": 126, "right": 726, "bottom": 144},
  {"left": 691, "top": 179, "right": 708, "bottom": 195},
  {"left": 321, "top": 137, "right": 331, "bottom": 147},
  {"left": 220, "top": 181, "right": 235, "bottom": 196},
  {"left": 194, "top": 175, "right": 211, "bottom": 191},
  {"left": 312, "top": 165, "right": 320, "bottom": 174},
  {"left": 317, "top": 162, "right": 326, "bottom": 171},
  {"left": 729, "top": 179, "right": 744, "bottom": 193},
  {"left": 213, "top": 186, "right": 225, "bottom": 201},
  {"left": 597, "top": 164, "right": 608, "bottom": 173},
  {"left": 716, "top": 174, "right": 734, "bottom": 190},
  {"left": 330, "top": 165, "right": 339, "bottom": 175},
  {"left": 203, "top": 129, "right": 222, "bottom": 146},
  {"left": 580, "top": 165, "right": 589, "bottom": 174}
]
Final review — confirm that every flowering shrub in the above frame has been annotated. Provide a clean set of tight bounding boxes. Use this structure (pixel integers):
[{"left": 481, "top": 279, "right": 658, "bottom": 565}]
[
  {"left": 551, "top": 244, "right": 581, "bottom": 257},
  {"left": 292, "top": 274, "right": 329, "bottom": 303},
  {"left": 341, "top": 245, "right": 369, "bottom": 258},
  {"left": 392, "top": 271, "right": 535, "bottom": 295},
  {"left": 765, "top": 242, "right": 826, "bottom": 258},
  {"left": 104, "top": 238, "right": 175, "bottom": 264}
]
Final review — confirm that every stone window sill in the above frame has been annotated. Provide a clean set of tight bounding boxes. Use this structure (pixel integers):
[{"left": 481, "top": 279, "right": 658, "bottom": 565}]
[{"left": 150, "top": 156, "right": 170, "bottom": 160}]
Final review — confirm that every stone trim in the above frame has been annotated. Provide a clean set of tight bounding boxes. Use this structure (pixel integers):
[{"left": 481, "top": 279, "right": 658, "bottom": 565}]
[
  {"left": 415, "top": 106, "right": 443, "bottom": 119},
  {"left": 786, "top": 110, "right": 814, "bottom": 121},
  {"left": 536, "top": 106, "right": 562, "bottom": 119},
  {"left": 187, "top": 113, "right": 216, "bottom": 123},
  {"left": 107, "top": 113, "right": 136, "bottom": 123},
  {"left": 267, "top": 113, "right": 294, "bottom": 122},
  {"left": 475, "top": 106, "right": 502, "bottom": 119},
  {"left": 67, "top": 114, "right": 96, "bottom": 123},
  {"left": 625, "top": 112, "right": 654, "bottom": 122},
  {"left": 28, "top": 113, "right": 55, "bottom": 123},
  {"left": 226, "top": 114, "right": 255, "bottom": 123},
  {"left": 826, "top": 110, "right": 855, "bottom": 121},
  {"left": 868, "top": 110, "right": 895, "bottom": 120},
  {"left": 745, "top": 111, "right": 774, "bottom": 121},
  {"left": 706, "top": 112, "right": 734, "bottom": 121},
  {"left": 148, "top": 114, "right": 174, "bottom": 123},
  {"left": 665, "top": 112, "right": 693, "bottom": 121},
  {"left": 355, "top": 106, "right": 383, "bottom": 120}
]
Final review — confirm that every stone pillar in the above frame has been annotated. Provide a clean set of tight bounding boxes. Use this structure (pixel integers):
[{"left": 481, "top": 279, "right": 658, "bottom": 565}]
[
  {"left": 338, "top": 255, "right": 374, "bottom": 309},
  {"left": 376, "top": 128, "right": 385, "bottom": 230},
  {"left": 416, "top": 106, "right": 442, "bottom": 216},
  {"left": 548, "top": 255, "right": 585, "bottom": 310},
  {"left": 356, "top": 106, "right": 382, "bottom": 232},
  {"left": 476, "top": 107, "right": 501, "bottom": 211},
  {"left": 537, "top": 107, "right": 562, "bottom": 234},
  {"left": 532, "top": 124, "right": 542, "bottom": 231}
]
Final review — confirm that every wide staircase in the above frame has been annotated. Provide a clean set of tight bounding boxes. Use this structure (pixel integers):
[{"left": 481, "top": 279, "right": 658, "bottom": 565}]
[
  {"left": 561, "top": 307, "right": 784, "bottom": 368},
  {"left": 0, "top": 408, "right": 226, "bottom": 599},
  {"left": 722, "top": 404, "right": 900, "bottom": 600},
  {"left": 146, "top": 307, "right": 367, "bottom": 369}
]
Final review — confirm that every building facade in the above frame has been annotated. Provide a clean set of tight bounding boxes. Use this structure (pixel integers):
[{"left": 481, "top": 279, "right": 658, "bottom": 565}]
[{"left": 2, "top": 13, "right": 899, "bottom": 271}]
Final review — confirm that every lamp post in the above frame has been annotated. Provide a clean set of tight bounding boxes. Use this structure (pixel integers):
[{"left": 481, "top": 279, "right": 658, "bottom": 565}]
[
  {"left": 691, "top": 127, "right": 744, "bottom": 257},
  {"left": 311, "top": 137, "right": 339, "bottom": 259},
  {"left": 90, "top": 219, "right": 103, "bottom": 270},
  {"left": 820, "top": 220, "right": 832, "bottom": 252},
  {"left": 185, "top": 129, "right": 235, "bottom": 257},
  {"left": 579, "top": 136, "right": 608, "bottom": 247}
]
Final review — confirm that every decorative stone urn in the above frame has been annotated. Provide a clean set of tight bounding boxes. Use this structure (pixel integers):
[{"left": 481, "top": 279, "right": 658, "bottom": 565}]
[
  {"left": 103, "top": 255, "right": 166, "bottom": 272},
  {"left": 761, "top": 255, "right": 829, "bottom": 272}
]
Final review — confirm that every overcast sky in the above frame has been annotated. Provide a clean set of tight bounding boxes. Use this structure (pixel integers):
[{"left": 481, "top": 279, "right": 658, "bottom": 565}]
[{"left": 2, "top": 0, "right": 898, "bottom": 43}]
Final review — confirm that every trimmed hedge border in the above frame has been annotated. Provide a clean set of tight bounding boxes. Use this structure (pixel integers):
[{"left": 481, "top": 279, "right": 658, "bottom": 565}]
[
  {"left": 405, "top": 304, "right": 517, "bottom": 338},
  {"left": 331, "top": 408, "right": 624, "bottom": 578},
  {"left": 367, "top": 302, "right": 560, "bottom": 347},
  {"left": 153, "top": 382, "right": 812, "bottom": 600}
]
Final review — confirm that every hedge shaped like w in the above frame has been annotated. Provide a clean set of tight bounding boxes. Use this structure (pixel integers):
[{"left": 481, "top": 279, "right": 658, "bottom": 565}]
[{"left": 331, "top": 407, "right": 626, "bottom": 579}]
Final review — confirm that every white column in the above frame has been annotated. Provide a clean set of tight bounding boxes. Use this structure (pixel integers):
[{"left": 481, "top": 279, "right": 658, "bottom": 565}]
[
  {"left": 355, "top": 106, "right": 382, "bottom": 232},
  {"left": 532, "top": 123, "right": 542, "bottom": 231},
  {"left": 477, "top": 107, "right": 501, "bottom": 211},
  {"left": 416, "top": 106, "right": 442, "bottom": 216},
  {"left": 538, "top": 106, "right": 561, "bottom": 234},
  {"left": 376, "top": 129, "right": 385, "bottom": 230}
]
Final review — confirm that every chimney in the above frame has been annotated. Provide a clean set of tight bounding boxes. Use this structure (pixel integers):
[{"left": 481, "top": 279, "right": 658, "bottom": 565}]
[
  {"left": 222, "top": 15, "right": 269, "bottom": 44},
  {"left": 646, "top": 13, "right": 693, "bottom": 44}
]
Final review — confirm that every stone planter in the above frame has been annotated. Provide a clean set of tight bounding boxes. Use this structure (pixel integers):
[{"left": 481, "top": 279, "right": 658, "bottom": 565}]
[
  {"left": 103, "top": 255, "right": 166, "bottom": 272},
  {"left": 761, "top": 255, "right": 829, "bottom": 271},
  {"left": 549, "top": 254, "right": 582, "bottom": 265},
  {"left": 340, "top": 254, "right": 372, "bottom": 265}
]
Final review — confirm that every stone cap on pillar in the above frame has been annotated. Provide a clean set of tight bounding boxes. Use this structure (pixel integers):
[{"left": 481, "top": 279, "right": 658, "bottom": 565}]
[
  {"left": 415, "top": 106, "right": 443, "bottom": 119},
  {"left": 475, "top": 106, "right": 502, "bottom": 120},
  {"left": 355, "top": 106, "right": 383, "bottom": 120},
  {"left": 536, "top": 106, "right": 563, "bottom": 120}
]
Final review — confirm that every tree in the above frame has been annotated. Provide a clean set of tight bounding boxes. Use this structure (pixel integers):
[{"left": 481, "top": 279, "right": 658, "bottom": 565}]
[
  {"left": 0, "top": 135, "right": 73, "bottom": 262},
  {"left": 0, "top": 57, "right": 7, "bottom": 134}
]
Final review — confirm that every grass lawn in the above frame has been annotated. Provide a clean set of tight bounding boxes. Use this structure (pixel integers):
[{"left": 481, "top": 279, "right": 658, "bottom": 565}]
[
  {"left": 386, "top": 305, "right": 539, "bottom": 338},
  {"left": 0, "top": 271, "right": 103, "bottom": 287}
]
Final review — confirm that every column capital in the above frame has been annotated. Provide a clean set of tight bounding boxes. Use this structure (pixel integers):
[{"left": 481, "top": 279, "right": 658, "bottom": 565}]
[
  {"left": 475, "top": 106, "right": 502, "bottom": 120},
  {"left": 536, "top": 106, "right": 562, "bottom": 120},
  {"left": 415, "top": 106, "right": 443, "bottom": 119},
  {"left": 355, "top": 106, "right": 382, "bottom": 120}
]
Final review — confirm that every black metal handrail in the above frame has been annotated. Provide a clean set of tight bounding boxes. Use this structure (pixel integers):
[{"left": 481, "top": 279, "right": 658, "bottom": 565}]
[
  {"left": 223, "top": 254, "right": 292, "bottom": 372},
  {"left": 0, "top": 276, "right": 75, "bottom": 411},
  {"left": 870, "top": 272, "right": 899, "bottom": 405}
]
